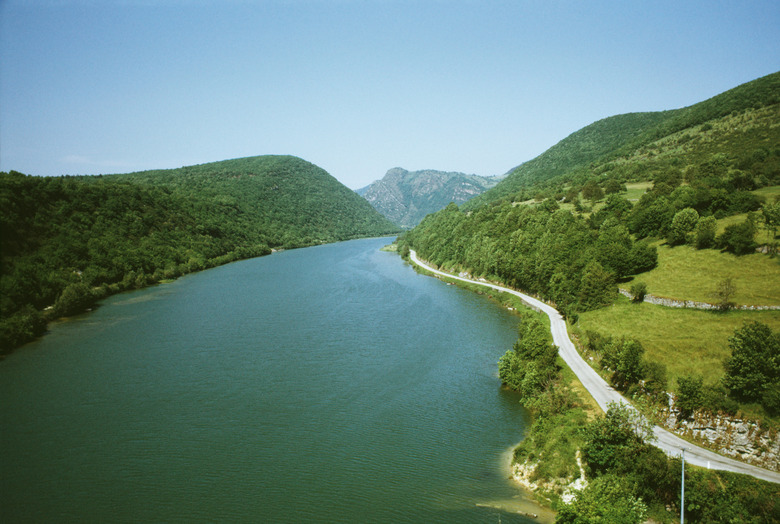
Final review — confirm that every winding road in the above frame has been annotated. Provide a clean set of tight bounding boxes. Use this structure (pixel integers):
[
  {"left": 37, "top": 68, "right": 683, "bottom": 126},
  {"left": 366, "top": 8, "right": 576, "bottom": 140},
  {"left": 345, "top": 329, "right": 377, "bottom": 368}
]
[{"left": 409, "top": 250, "right": 780, "bottom": 484}]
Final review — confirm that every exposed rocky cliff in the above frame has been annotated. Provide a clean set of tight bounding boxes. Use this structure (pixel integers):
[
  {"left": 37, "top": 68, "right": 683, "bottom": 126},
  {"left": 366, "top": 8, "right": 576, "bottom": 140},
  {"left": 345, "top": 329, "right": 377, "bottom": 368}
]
[
  {"left": 357, "top": 167, "right": 503, "bottom": 229},
  {"left": 662, "top": 405, "right": 780, "bottom": 471}
]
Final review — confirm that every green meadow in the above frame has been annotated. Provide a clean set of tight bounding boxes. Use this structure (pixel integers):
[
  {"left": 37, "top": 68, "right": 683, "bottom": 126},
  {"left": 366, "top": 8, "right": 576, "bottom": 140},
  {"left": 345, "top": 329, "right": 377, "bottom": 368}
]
[
  {"left": 624, "top": 243, "right": 780, "bottom": 306},
  {"left": 576, "top": 296, "right": 780, "bottom": 389}
]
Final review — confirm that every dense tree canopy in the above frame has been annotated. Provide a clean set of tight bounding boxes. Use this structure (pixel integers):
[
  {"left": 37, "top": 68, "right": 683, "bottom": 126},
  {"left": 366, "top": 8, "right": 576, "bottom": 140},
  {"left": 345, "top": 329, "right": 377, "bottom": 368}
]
[{"left": 401, "top": 199, "right": 656, "bottom": 316}]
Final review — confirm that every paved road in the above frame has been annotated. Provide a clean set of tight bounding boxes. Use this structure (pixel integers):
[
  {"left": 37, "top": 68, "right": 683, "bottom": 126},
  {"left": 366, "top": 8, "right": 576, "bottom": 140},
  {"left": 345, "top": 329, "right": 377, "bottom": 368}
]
[{"left": 408, "top": 250, "right": 780, "bottom": 484}]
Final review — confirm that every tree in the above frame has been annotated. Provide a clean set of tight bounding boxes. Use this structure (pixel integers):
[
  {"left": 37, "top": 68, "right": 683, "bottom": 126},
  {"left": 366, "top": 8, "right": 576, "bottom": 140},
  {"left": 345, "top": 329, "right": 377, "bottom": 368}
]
[
  {"left": 628, "top": 241, "right": 658, "bottom": 274},
  {"left": 582, "top": 180, "right": 604, "bottom": 203},
  {"left": 603, "top": 178, "right": 626, "bottom": 195},
  {"left": 694, "top": 215, "right": 717, "bottom": 249},
  {"left": 717, "top": 215, "right": 757, "bottom": 255},
  {"left": 712, "top": 277, "right": 736, "bottom": 311},
  {"left": 667, "top": 207, "right": 699, "bottom": 245},
  {"left": 601, "top": 338, "right": 645, "bottom": 390},
  {"left": 676, "top": 374, "right": 704, "bottom": 418},
  {"left": 723, "top": 322, "right": 780, "bottom": 404},
  {"left": 499, "top": 313, "right": 559, "bottom": 400},
  {"left": 578, "top": 261, "right": 615, "bottom": 311},
  {"left": 52, "top": 282, "right": 96, "bottom": 317},
  {"left": 762, "top": 200, "right": 780, "bottom": 256},
  {"left": 627, "top": 194, "right": 675, "bottom": 238},
  {"left": 643, "top": 361, "right": 668, "bottom": 401},
  {"left": 581, "top": 402, "right": 654, "bottom": 477},
  {"left": 595, "top": 218, "right": 633, "bottom": 278}
]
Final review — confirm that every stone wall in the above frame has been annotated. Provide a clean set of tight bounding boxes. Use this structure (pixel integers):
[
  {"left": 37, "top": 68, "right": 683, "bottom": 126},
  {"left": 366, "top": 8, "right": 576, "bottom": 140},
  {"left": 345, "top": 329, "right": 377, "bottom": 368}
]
[{"left": 618, "top": 289, "right": 780, "bottom": 311}]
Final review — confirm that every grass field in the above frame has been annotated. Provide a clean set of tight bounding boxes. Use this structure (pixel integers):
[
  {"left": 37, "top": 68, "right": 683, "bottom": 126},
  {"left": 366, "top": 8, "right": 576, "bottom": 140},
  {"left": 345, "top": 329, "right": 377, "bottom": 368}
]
[
  {"left": 624, "top": 243, "right": 780, "bottom": 306},
  {"left": 575, "top": 296, "right": 780, "bottom": 389}
]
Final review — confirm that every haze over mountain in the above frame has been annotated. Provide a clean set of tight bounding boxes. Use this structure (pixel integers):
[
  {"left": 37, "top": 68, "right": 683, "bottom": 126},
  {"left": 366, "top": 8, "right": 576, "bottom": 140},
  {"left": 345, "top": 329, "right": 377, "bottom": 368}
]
[{"left": 357, "top": 168, "right": 504, "bottom": 229}]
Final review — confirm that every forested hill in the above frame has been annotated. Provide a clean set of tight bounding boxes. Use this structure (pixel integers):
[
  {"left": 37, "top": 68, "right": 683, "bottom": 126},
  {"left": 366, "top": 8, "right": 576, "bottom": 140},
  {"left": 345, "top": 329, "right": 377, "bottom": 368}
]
[
  {"left": 0, "top": 155, "right": 399, "bottom": 352},
  {"left": 118, "top": 155, "right": 397, "bottom": 245},
  {"left": 401, "top": 70, "right": 780, "bottom": 318},
  {"left": 466, "top": 71, "right": 780, "bottom": 208},
  {"left": 357, "top": 167, "right": 503, "bottom": 228}
]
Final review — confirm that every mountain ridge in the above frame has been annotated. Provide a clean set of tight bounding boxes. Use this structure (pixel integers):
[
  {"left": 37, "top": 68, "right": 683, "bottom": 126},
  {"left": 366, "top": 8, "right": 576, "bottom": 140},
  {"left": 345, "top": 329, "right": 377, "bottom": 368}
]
[
  {"left": 466, "top": 70, "right": 780, "bottom": 209},
  {"left": 359, "top": 167, "right": 503, "bottom": 228}
]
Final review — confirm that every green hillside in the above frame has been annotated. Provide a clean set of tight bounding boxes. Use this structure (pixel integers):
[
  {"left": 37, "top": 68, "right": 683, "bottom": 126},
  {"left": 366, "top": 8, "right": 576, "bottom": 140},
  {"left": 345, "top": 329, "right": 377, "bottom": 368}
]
[
  {"left": 399, "top": 71, "right": 780, "bottom": 420},
  {"left": 467, "top": 71, "right": 780, "bottom": 208},
  {"left": 0, "top": 155, "right": 398, "bottom": 352}
]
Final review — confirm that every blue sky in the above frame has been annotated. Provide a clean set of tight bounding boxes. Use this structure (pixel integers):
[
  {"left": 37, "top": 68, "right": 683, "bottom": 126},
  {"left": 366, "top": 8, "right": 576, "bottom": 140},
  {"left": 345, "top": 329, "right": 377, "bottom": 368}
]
[{"left": 1, "top": 1, "right": 778, "bottom": 189}]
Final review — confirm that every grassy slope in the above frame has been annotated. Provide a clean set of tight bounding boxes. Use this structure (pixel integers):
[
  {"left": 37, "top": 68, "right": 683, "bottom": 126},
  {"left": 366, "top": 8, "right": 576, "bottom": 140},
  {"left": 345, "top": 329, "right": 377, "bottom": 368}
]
[
  {"left": 452, "top": 72, "right": 780, "bottom": 411},
  {"left": 624, "top": 242, "right": 780, "bottom": 306},
  {"left": 465, "top": 111, "right": 672, "bottom": 208},
  {"left": 467, "top": 71, "right": 780, "bottom": 209},
  {"left": 576, "top": 296, "right": 780, "bottom": 389}
]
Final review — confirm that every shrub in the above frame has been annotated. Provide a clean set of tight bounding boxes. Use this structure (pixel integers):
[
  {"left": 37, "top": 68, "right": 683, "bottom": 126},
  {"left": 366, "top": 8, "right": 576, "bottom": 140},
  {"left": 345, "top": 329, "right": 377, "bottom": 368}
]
[
  {"left": 717, "top": 216, "right": 758, "bottom": 255},
  {"left": 629, "top": 282, "right": 647, "bottom": 302},
  {"left": 676, "top": 374, "right": 704, "bottom": 419},
  {"left": 694, "top": 215, "right": 717, "bottom": 249},
  {"left": 52, "top": 282, "right": 97, "bottom": 317},
  {"left": 668, "top": 207, "right": 699, "bottom": 245}
]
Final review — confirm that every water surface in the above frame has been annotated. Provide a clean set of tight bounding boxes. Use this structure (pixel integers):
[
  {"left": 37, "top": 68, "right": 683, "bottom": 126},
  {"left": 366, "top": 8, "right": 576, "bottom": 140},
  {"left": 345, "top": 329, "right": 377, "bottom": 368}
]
[{"left": 1, "top": 237, "right": 546, "bottom": 522}]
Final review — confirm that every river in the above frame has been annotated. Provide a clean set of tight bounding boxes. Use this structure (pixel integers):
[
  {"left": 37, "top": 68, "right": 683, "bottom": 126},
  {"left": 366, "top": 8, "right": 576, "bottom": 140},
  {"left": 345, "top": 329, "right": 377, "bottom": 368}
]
[{"left": 0, "top": 237, "right": 549, "bottom": 523}]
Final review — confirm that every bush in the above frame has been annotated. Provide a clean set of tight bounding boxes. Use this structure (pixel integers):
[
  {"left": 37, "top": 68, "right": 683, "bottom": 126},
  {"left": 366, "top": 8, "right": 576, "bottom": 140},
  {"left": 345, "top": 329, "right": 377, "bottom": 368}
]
[
  {"left": 52, "top": 282, "right": 97, "bottom": 317},
  {"left": 717, "top": 216, "right": 758, "bottom": 255},
  {"left": 676, "top": 374, "right": 704, "bottom": 419},
  {"left": 629, "top": 282, "right": 647, "bottom": 302},
  {"left": 723, "top": 321, "right": 780, "bottom": 405},
  {"left": 712, "top": 277, "right": 736, "bottom": 311},
  {"left": 695, "top": 215, "right": 718, "bottom": 249}
]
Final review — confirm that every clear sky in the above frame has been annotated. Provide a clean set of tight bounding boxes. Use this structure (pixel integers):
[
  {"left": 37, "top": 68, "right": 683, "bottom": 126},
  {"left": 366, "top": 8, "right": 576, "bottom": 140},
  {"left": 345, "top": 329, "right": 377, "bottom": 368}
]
[{"left": 1, "top": 0, "right": 778, "bottom": 189}]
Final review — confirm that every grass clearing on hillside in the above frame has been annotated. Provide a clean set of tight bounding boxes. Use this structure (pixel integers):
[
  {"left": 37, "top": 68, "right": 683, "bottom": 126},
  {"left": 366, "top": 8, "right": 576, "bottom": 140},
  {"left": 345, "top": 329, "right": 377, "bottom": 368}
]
[
  {"left": 753, "top": 185, "right": 780, "bottom": 202},
  {"left": 575, "top": 296, "right": 780, "bottom": 389},
  {"left": 623, "top": 181, "right": 652, "bottom": 201},
  {"left": 625, "top": 244, "right": 780, "bottom": 306}
]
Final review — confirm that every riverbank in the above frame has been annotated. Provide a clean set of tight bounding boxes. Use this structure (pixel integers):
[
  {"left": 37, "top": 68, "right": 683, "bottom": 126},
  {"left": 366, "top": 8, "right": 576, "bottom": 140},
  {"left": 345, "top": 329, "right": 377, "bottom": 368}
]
[
  {"left": 405, "top": 248, "right": 780, "bottom": 520},
  {"left": 406, "top": 249, "right": 780, "bottom": 484}
]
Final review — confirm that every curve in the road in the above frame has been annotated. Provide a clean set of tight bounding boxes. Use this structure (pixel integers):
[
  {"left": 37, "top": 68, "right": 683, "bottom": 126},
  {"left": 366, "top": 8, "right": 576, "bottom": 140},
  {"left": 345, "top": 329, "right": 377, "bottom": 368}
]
[{"left": 408, "top": 250, "right": 780, "bottom": 484}]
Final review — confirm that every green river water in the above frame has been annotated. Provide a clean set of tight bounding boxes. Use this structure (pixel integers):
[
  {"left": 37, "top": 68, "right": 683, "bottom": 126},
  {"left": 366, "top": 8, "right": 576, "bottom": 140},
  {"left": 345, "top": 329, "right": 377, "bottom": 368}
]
[{"left": 1, "top": 237, "right": 550, "bottom": 523}]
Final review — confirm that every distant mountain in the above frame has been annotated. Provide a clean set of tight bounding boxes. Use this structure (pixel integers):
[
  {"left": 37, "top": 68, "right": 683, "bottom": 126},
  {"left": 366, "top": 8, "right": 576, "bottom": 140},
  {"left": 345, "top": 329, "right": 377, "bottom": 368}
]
[
  {"left": 0, "top": 155, "right": 399, "bottom": 351},
  {"left": 358, "top": 168, "right": 504, "bottom": 228}
]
